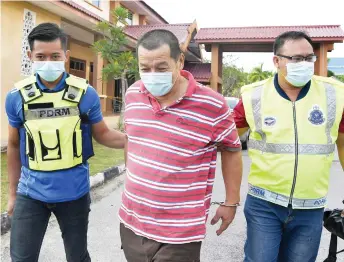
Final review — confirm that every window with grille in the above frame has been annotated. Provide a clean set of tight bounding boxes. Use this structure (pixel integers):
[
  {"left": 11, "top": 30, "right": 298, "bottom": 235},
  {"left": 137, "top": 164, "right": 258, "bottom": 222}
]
[
  {"left": 70, "top": 59, "right": 86, "bottom": 71},
  {"left": 126, "top": 11, "right": 133, "bottom": 25}
]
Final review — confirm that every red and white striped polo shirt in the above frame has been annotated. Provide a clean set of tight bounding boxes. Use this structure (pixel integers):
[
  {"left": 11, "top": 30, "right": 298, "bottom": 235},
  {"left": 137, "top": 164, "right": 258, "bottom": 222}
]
[{"left": 119, "top": 70, "right": 241, "bottom": 244}]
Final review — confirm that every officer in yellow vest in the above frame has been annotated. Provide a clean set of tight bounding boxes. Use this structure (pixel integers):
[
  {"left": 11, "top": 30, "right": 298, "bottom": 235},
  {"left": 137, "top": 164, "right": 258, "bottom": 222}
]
[
  {"left": 5, "top": 23, "right": 126, "bottom": 262},
  {"left": 234, "top": 31, "right": 344, "bottom": 262}
]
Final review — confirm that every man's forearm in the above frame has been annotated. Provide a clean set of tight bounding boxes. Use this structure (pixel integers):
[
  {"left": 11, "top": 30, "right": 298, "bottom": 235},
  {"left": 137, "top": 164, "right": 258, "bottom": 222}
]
[
  {"left": 339, "top": 148, "right": 344, "bottom": 170},
  {"left": 237, "top": 127, "right": 249, "bottom": 137},
  {"left": 337, "top": 133, "right": 344, "bottom": 170},
  {"left": 96, "top": 129, "right": 126, "bottom": 149},
  {"left": 124, "top": 135, "right": 128, "bottom": 166},
  {"left": 221, "top": 150, "right": 243, "bottom": 204},
  {"left": 7, "top": 144, "right": 21, "bottom": 197}
]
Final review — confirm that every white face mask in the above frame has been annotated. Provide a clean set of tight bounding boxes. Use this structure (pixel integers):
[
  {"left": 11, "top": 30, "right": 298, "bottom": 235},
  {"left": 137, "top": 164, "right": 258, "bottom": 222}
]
[
  {"left": 140, "top": 72, "right": 174, "bottom": 97},
  {"left": 285, "top": 61, "right": 314, "bottom": 87},
  {"left": 32, "top": 61, "right": 65, "bottom": 82}
]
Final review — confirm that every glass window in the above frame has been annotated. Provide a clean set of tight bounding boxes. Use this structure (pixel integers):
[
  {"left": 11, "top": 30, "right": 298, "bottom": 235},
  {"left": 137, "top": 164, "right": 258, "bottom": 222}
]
[{"left": 92, "top": 0, "right": 100, "bottom": 8}]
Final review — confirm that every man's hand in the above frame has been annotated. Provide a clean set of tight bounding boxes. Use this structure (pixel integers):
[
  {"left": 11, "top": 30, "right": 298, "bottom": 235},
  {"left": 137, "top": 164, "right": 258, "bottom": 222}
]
[
  {"left": 7, "top": 195, "right": 16, "bottom": 216},
  {"left": 211, "top": 206, "right": 237, "bottom": 235}
]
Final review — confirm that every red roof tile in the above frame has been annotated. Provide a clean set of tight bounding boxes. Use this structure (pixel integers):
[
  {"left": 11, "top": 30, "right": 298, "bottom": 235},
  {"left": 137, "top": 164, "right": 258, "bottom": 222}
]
[
  {"left": 195, "top": 25, "right": 344, "bottom": 43},
  {"left": 124, "top": 24, "right": 192, "bottom": 43},
  {"left": 184, "top": 63, "right": 211, "bottom": 82}
]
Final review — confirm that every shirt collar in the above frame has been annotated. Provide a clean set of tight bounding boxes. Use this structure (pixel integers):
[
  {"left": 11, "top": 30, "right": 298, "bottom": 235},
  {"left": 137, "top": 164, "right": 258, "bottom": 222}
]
[
  {"left": 274, "top": 73, "right": 311, "bottom": 101},
  {"left": 139, "top": 70, "right": 197, "bottom": 98},
  {"left": 36, "top": 72, "right": 67, "bottom": 92}
]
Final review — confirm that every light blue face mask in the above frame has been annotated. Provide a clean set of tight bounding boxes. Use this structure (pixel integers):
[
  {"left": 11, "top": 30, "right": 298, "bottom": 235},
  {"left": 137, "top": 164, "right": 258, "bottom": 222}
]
[
  {"left": 140, "top": 72, "right": 174, "bottom": 97},
  {"left": 285, "top": 61, "right": 314, "bottom": 87},
  {"left": 32, "top": 61, "right": 65, "bottom": 82}
]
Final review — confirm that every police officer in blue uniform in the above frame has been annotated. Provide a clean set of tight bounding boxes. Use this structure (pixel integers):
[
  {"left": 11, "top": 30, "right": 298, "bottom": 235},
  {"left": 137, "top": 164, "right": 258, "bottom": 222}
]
[{"left": 5, "top": 23, "right": 126, "bottom": 262}]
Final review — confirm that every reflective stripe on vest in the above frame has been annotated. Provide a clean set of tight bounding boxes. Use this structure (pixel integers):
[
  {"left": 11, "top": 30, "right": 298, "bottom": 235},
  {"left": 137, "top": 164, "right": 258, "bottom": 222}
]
[
  {"left": 248, "top": 83, "right": 337, "bottom": 155},
  {"left": 24, "top": 106, "right": 80, "bottom": 121},
  {"left": 248, "top": 184, "right": 327, "bottom": 208}
]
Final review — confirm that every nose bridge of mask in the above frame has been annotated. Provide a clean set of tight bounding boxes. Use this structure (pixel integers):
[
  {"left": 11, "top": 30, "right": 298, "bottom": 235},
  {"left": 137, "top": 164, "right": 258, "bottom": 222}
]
[
  {"left": 287, "top": 61, "right": 314, "bottom": 72},
  {"left": 34, "top": 61, "right": 64, "bottom": 71},
  {"left": 141, "top": 72, "right": 172, "bottom": 83}
]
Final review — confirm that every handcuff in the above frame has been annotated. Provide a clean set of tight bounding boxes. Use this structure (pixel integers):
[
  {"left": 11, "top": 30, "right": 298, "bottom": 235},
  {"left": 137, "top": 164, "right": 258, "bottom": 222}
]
[{"left": 211, "top": 201, "right": 240, "bottom": 207}]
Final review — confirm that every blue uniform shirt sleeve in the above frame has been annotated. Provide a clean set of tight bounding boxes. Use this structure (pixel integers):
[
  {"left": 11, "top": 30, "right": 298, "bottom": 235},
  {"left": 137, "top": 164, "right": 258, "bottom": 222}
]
[
  {"left": 5, "top": 90, "right": 23, "bottom": 128},
  {"left": 79, "top": 85, "right": 103, "bottom": 124}
]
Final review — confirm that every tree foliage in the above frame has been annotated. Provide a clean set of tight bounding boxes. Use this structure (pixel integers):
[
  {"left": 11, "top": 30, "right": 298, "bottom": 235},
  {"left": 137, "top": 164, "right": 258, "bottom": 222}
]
[
  {"left": 92, "top": 7, "right": 138, "bottom": 81},
  {"left": 222, "top": 64, "right": 249, "bottom": 97},
  {"left": 248, "top": 63, "right": 274, "bottom": 83},
  {"left": 334, "top": 75, "right": 344, "bottom": 83},
  {"left": 222, "top": 59, "right": 274, "bottom": 98}
]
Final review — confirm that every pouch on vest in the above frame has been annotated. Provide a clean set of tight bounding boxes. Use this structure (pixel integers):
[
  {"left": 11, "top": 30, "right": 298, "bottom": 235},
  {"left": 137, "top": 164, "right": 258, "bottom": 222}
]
[{"left": 39, "top": 130, "right": 62, "bottom": 161}]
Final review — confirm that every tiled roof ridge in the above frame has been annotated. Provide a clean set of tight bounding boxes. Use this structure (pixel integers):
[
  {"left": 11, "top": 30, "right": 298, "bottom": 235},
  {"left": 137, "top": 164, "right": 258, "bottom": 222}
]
[{"left": 199, "top": 25, "right": 342, "bottom": 30}]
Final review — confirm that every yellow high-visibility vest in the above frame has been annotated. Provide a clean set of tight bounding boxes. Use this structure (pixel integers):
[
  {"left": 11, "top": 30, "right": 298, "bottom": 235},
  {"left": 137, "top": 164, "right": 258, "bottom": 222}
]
[
  {"left": 15, "top": 74, "right": 88, "bottom": 171},
  {"left": 241, "top": 75, "right": 344, "bottom": 209}
]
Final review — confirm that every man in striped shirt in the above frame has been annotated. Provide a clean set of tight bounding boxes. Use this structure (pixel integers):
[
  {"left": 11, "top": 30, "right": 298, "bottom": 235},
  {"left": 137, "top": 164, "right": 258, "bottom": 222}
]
[{"left": 119, "top": 29, "right": 243, "bottom": 262}]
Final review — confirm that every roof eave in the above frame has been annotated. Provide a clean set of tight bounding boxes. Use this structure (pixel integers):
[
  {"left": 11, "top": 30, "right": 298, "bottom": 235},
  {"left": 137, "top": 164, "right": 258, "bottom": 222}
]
[
  {"left": 140, "top": 1, "right": 168, "bottom": 24},
  {"left": 196, "top": 37, "right": 344, "bottom": 44}
]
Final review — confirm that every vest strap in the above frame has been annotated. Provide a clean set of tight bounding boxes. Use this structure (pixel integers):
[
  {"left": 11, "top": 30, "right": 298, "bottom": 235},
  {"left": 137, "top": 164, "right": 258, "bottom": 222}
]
[
  {"left": 63, "top": 75, "right": 88, "bottom": 103},
  {"left": 15, "top": 75, "right": 42, "bottom": 103}
]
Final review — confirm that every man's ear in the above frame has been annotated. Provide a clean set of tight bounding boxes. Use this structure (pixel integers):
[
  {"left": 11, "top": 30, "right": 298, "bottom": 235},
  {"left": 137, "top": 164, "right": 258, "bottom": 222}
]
[
  {"left": 179, "top": 53, "right": 185, "bottom": 70},
  {"left": 65, "top": 50, "right": 70, "bottom": 63},
  {"left": 273, "top": 55, "right": 280, "bottom": 69},
  {"left": 27, "top": 50, "right": 32, "bottom": 61}
]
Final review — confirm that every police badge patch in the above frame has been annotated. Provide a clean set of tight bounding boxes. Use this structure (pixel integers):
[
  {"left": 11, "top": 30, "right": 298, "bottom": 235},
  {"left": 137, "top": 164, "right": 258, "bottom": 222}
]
[
  {"left": 308, "top": 105, "right": 325, "bottom": 125},
  {"left": 264, "top": 116, "right": 277, "bottom": 127}
]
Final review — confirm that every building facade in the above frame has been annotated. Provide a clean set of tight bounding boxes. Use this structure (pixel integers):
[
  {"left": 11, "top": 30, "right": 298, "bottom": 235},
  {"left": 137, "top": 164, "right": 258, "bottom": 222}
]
[{"left": 1, "top": 0, "right": 192, "bottom": 145}]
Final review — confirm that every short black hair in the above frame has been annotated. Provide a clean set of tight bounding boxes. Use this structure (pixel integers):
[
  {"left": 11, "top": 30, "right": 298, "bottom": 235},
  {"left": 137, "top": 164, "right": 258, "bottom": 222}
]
[
  {"left": 273, "top": 31, "right": 314, "bottom": 55},
  {"left": 28, "top": 23, "right": 68, "bottom": 51},
  {"left": 137, "top": 29, "right": 181, "bottom": 61}
]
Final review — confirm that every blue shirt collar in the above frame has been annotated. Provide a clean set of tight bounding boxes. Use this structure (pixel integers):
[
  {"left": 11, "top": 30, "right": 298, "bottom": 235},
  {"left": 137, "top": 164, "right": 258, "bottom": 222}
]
[
  {"left": 274, "top": 74, "right": 311, "bottom": 101},
  {"left": 36, "top": 72, "right": 67, "bottom": 92}
]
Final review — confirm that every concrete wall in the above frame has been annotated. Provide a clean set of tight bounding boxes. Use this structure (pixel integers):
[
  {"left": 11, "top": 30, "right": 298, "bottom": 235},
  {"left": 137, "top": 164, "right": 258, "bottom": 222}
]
[
  {"left": 71, "top": 0, "right": 110, "bottom": 21},
  {"left": 1, "top": 1, "right": 61, "bottom": 145},
  {"left": 69, "top": 40, "right": 94, "bottom": 82}
]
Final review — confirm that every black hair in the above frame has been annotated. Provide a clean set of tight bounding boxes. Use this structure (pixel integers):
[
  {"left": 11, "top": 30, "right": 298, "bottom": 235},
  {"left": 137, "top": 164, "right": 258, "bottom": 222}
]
[
  {"left": 28, "top": 22, "right": 68, "bottom": 51},
  {"left": 273, "top": 31, "right": 314, "bottom": 55},
  {"left": 137, "top": 29, "right": 181, "bottom": 61}
]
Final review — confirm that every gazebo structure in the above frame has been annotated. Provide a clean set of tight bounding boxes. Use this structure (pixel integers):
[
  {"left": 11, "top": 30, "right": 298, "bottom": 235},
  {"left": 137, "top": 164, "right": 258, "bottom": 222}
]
[{"left": 195, "top": 25, "right": 344, "bottom": 92}]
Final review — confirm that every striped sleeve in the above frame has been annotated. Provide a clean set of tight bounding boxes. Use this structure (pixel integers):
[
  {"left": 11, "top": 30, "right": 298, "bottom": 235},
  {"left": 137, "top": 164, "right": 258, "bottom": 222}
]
[{"left": 212, "top": 102, "right": 241, "bottom": 151}]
